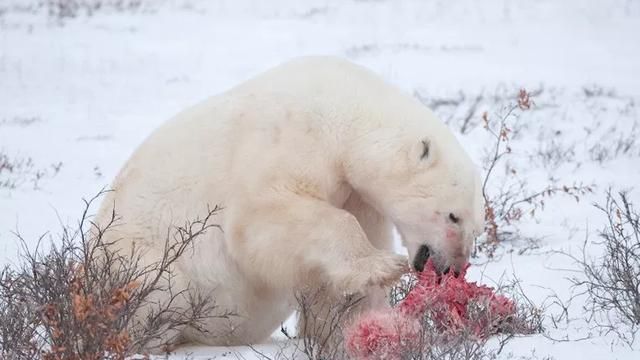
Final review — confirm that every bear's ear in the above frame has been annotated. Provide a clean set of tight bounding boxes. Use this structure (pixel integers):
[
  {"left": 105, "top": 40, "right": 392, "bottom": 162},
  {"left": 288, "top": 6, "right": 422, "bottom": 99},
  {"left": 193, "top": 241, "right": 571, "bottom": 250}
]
[
  {"left": 407, "top": 137, "right": 437, "bottom": 169},
  {"left": 420, "top": 139, "right": 430, "bottom": 160},
  {"left": 415, "top": 138, "right": 436, "bottom": 167}
]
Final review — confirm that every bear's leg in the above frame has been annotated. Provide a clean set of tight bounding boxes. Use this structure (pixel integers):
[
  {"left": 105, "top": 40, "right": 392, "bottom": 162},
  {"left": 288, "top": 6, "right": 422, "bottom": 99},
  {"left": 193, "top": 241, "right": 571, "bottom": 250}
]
[
  {"left": 341, "top": 192, "right": 396, "bottom": 308},
  {"left": 295, "top": 192, "right": 397, "bottom": 355},
  {"left": 227, "top": 195, "right": 408, "bottom": 297},
  {"left": 224, "top": 195, "right": 406, "bottom": 351}
]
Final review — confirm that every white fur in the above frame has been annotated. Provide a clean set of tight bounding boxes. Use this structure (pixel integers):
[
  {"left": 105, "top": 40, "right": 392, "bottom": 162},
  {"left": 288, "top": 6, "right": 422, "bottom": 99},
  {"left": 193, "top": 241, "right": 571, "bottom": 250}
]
[{"left": 94, "top": 56, "right": 484, "bottom": 351}]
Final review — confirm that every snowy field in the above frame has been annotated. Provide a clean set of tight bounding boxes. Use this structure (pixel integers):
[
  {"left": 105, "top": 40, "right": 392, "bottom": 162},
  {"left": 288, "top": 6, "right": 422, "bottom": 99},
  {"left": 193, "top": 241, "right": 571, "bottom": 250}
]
[{"left": 1, "top": 0, "right": 640, "bottom": 359}]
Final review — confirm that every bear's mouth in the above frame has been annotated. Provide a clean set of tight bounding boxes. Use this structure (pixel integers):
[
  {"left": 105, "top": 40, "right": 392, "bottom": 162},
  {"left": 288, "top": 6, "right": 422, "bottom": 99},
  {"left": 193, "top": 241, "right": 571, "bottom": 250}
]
[
  {"left": 412, "top": 244, "right": 431, "bottom": 272},
  {"left": 412, "top": 244, "right": 460, "bottom": 277}
]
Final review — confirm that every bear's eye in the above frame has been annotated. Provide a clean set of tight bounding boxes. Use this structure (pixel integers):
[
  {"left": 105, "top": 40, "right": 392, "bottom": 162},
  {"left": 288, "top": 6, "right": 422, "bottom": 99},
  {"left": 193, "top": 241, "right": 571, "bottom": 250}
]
[{"left": 420, "top": 140, "right": 430, "bottom": 160}]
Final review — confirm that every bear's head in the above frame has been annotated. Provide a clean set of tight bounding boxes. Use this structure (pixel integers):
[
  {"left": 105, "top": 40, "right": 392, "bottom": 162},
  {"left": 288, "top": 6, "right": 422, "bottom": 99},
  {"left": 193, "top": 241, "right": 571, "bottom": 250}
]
[{"left": 344, "top": 104, "right": 485, "bottom": 275}]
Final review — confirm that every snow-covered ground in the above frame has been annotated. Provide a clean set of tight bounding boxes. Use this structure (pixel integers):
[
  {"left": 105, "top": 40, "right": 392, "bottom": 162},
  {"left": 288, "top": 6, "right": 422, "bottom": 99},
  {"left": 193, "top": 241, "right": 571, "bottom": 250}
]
[{"left": 1, "top": 0, "right": 640, "bottom": 358}]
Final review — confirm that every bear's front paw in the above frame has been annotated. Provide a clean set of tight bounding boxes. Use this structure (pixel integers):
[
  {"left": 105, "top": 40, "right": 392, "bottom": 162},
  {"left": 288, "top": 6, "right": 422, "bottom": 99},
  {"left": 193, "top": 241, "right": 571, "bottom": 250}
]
[{"left": 334, "top": 252, "right": 408, "bottom": 296}]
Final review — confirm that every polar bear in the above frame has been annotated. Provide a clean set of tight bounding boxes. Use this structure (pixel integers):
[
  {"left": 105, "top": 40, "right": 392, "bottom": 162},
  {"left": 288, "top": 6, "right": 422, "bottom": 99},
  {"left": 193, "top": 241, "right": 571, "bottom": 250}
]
[{"left": 94, "top": 56, "right": 484, "bottom": 352}]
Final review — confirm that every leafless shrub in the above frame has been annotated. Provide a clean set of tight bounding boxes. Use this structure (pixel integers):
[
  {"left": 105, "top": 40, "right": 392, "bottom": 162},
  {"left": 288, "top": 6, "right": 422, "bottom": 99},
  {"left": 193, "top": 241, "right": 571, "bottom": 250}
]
[
  {"left": 382, "top": 274, "right": 543, "bottom": 360},
  {"left": 588, "top": 120, "right": 639, "bottom": 164},
  {"left": 389, "top": 273, "right": 418, "bottom": 306},
  {"left": 246, "top": 287, "right": 364, "bottom": 360},
  {"left": 345, "top": 43, "right": 434, "bottom": 59},
  {"left": 500, "top": 351, "right": 554, "bottom": 360},
  {"left": 532, "top": 137, "right": 576, "bottom": 172},
  {"left": 413, "top": 86, "right": 547, "bottom": 135},
  {"left": 582, "top": 84, "right": 618, "bottom": 99},
  {"left": 0, "top": 116, "right": 42, "bottom": 127},
  {"left": 413, "top": 90, "right": 482, "bottom": 134},
  {"left": 293, "top": 288, "right": 364, "bottom": 360},
  {"left": 533, "top": 283, "right": 596, "bottom": 345},
  {"left": 296, "top": 6, "right": 328, "bottom": 19},
  {"left": 0, "top": 267, "right": 42, "bottom": 359},
  {"left": 567, "top": 190, "right": 640, "bottom": 347},
  {"left": 478, "top": 89, "right": 592, "bottom": 258},
  {"left": 580, "top": 86, "right": 639, "bottom": 163},
  {"left": 45, "top": 0, "right": 143, "bottom": 20},
  {"left": 0, "top": 151, "right": 63, "bottom": 190},
  {"left": 261, "top": 274, "right": 543, "bottom": 360},
  {"left": 404, "top": 306, "right": 539, "bottom": 360},
  {"left": 0, "top": 0, "right": 150, "bottom": 21},
  {"left": 0, "top": 191, "right": 231, "bottom": 359}
]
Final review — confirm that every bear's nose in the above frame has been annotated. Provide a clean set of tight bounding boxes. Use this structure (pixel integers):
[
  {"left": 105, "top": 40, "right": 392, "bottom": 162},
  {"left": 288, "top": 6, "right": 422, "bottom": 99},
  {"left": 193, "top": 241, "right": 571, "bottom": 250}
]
[
  {"left": 413, "top": 244, "right": 431, "bottom": 272},
  {"left": 448, "top": 213, "right": 460, "bottom": 224}
]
